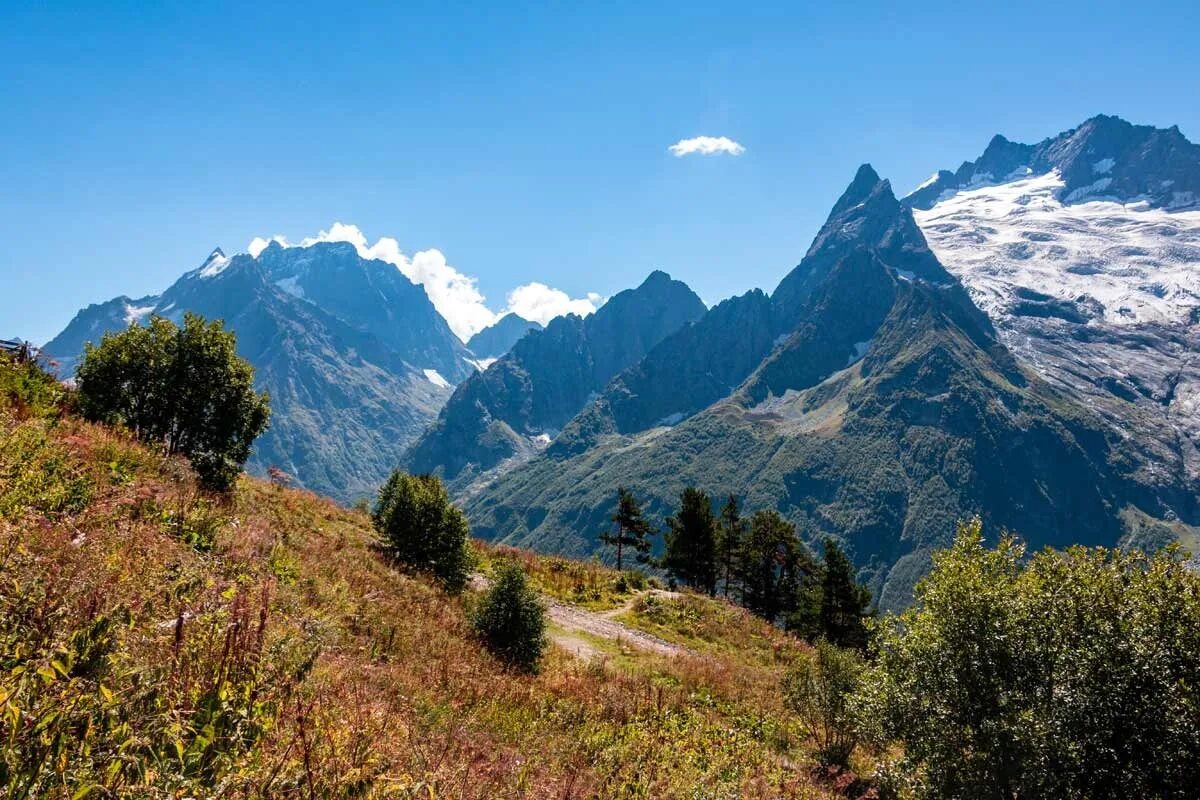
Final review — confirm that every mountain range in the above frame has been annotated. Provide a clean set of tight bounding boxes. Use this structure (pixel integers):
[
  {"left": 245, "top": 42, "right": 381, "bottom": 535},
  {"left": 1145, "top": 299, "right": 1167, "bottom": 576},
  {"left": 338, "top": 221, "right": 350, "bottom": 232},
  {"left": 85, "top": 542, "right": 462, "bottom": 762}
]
[
  {"left": 43, "top": 113, "right": 1200, "bottom": 607},
  {"left": 44, "top": 242, "right": 521, "bottom": 500},
  {"left": 414, "top": 115, "right": 1200, "bottom": 608}
]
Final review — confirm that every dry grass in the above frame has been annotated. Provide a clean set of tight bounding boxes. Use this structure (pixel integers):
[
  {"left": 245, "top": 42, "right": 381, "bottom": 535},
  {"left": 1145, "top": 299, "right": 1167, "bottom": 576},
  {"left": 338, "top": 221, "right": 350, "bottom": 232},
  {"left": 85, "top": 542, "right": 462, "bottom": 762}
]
[{"left": 0, "top": 401, "right": 843, "bottom": 797}]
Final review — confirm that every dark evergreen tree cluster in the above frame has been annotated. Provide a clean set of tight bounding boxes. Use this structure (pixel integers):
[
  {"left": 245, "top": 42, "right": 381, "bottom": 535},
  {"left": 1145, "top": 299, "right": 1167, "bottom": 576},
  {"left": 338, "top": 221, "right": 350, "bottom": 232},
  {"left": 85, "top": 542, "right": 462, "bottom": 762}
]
[
  {"left": 601, "top": 486, "right": 873, "bottom": 648},
  {"left": 372, "top": 470, "right": 471, "bottom": 593}
]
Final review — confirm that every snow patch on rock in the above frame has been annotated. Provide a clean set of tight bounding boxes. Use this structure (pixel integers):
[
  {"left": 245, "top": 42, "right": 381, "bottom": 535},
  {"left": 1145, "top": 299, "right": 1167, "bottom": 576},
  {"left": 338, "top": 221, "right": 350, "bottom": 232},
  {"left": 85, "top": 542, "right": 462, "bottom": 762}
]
[
  {"left": 123, "top": 303, "right": 155, "bottom": 325},
  {"left": 198, "top": 250, "right": 231, "bottom": 279},
  {"left": 423, "top": 369, "right": 452, "bottom": 389}
]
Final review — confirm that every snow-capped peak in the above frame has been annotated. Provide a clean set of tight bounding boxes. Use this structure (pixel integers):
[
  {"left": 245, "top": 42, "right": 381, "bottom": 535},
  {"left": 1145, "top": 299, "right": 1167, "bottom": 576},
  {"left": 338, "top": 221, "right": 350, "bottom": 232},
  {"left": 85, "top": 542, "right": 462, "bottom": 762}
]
[{"left": 198, "top": 247, "right": 231, "bottom": 279}]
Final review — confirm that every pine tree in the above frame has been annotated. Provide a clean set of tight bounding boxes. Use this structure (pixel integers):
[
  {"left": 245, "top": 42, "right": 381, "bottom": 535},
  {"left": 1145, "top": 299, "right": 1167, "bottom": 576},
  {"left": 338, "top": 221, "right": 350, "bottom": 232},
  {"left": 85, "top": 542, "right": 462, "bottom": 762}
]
[
  {"left": 716, "top": 495, "right": 747, "bottom": 598},
  {"left": 662, "top": 487, "right": 718, "bottom": 594},
  {"left": 818, "top": 538, "right": 872, "bottom": 650},
  {"left": 600, "top": 486, "right": 655, "bottom": 572},
  {"left": 737, "top": 510, "right": 816, "bottom": 623}
]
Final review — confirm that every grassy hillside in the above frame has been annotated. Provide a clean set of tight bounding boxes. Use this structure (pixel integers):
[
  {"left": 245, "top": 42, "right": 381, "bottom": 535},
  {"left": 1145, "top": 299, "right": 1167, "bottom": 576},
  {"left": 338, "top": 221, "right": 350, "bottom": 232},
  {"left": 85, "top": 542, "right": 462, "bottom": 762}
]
[{"left": 0, "top": 355, "right": 854, "bottom": 798}]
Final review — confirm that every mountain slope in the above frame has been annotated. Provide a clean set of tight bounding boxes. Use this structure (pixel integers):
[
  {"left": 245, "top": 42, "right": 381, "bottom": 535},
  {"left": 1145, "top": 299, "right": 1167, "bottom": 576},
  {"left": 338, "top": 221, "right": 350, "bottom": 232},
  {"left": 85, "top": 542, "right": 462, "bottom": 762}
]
[
  {"left": 460, "top": 168, "right": 1196, "bottom": 609},
  {"left": 906, "top": 117, "right": 1200, "bottom": 498},
  {"left": 255, "top": 240, "right": 475, "bottom": 382},
  {"left": 466, "top": 314, "right": 543, "bottom": 360},
  {"left": 43, "top": 246, "right": 456, "bottom": 500},
  {"left": 553, "top": 163, "right": 987, "bottom": 456},
  {"left": 402, "top": 271, "right": 706, "bottom": 488},
  {"left": 0, "top": 364, "right": 836, "bottom": 798}
]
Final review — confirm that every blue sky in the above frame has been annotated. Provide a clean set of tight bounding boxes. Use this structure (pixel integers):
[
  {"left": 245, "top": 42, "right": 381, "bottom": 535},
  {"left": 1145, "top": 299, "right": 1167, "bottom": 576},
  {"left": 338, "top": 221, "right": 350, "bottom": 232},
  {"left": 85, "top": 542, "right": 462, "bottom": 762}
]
[{"left": 3, "top": 0, "right": 1198, "bottom": 343}]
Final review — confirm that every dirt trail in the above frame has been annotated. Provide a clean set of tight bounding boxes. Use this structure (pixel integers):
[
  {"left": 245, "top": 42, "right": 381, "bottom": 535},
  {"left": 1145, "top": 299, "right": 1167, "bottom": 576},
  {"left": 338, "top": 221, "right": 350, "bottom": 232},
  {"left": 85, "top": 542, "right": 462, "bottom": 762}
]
[{"left": 469, "top": 574, "right": 692, "bottom": 660}]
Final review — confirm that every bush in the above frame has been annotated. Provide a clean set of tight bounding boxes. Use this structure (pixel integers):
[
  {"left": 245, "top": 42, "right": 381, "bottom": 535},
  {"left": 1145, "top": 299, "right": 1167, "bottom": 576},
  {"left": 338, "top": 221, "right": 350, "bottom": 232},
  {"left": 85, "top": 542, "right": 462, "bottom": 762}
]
[
  {"left": 856, "top": 518, "right": 1200, "bottom": 799},
  {"left": 75, "top": 313, "right": 270, "bottom": 491},
  {"left": 782, "top": 640, "right": 864, "bottom": 766},
  {"left": 471, "top": 561, "right": 547, "bottom": 672},
  {"left": 372, "top": 470, "right": 471, "bottom": 593}
]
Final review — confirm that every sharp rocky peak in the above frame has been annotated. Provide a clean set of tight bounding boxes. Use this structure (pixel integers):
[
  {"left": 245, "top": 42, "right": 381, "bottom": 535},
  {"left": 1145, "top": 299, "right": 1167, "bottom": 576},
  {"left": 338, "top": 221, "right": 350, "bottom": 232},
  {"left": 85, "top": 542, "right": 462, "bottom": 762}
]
[{"left": 906, "top": 114, "right": 1200, "bottom": 210}]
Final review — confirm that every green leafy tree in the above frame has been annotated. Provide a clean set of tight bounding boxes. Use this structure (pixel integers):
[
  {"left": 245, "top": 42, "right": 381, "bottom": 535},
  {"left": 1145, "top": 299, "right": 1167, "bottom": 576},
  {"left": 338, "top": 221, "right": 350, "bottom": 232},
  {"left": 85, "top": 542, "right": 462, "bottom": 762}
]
[
  {"left": 372, "top": 471, "right": 471, "bottom": 593},
  {"left": 75, "top": 313, "right": 270, "bottom": 491},
  {"left": 661, "top": 487, "right": 718, "bottom": 593},
  {"left": 716, "top": 495, "right": 746, "bottom": 598},
  {"left": 856, "top": 518, "right": 1200, "bottom": 799},
  {"left": 471, "top": 560, "right": 547, "bottom": 672},
  {"left": 599, "top": 486, "right": 656, "bottom": 572},
  {"left": 783, "top": 639, "right": 865, "bottom": 766},
  {"left": 736, "top": 510, "right": 816, "bottom": 623},
  {"left": 818, "top": 538, "right": 872, "bottom": 651}
]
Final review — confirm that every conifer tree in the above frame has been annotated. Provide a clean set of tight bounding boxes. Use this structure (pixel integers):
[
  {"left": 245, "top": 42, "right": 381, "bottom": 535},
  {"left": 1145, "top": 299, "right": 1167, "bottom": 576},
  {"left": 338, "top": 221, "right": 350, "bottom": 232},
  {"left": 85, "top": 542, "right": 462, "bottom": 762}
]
[
  {"left": 472, "top": 560, "right": 547, "bottom": 672},
  {"left": 662, "top": 487, "right": 718, "bottom": 594},
  {"left": 737, "top": 510, "right": 816, "bottom": 623},
  {"left": 716, "top": 495, "right": 747, "bottom": 598},
  {"left": 600, "top": 486, "right": 655, "bottom": 572},
  {"left": 818, "top": 537, "right": 872, "bottom": 650}
]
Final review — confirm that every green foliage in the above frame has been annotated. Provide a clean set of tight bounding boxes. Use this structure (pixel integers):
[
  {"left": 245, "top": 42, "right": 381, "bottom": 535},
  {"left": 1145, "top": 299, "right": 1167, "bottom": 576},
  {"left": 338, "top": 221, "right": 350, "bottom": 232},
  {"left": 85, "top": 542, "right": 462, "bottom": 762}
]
[
  {"left": 857, "top": 518, "right": 1200, "bottom": 799},
  {"left": 782, "top": 640, "right": 864, "bottom": 766},
  {"left": 716, "top": 495, "right": 746, "bottom": 599},
  {"left": 736, "top": 510, "right": 815, "bottom": 624},
  {"left": 75, "top": 313, "right": 270, "bottom": 491},
  {"left": 160, "top": 497, "right": 226, "bottom": 552},
  {"left": 661, "top": 487, "right": 718, "bottom": 594},
  {"left": 599, "top": 486, "right": 656, "bottom": 572},
  {"left": 0, "top": 422, "right": 93, "bottom": 521},
  {"left": 471, "top": 561, "right": 547, "bottom": 672},
  {"left": 372, "top": 470, "right": 471, "bottom": 593},
  {"left": 817, "top": 538, "right": 872, "bottom": 651},
  {"left": 0, "top": 353, "right": 69, "bottom": 419},
  {"left": 0, "top": 539, "right": 296, "bottom": 798}
]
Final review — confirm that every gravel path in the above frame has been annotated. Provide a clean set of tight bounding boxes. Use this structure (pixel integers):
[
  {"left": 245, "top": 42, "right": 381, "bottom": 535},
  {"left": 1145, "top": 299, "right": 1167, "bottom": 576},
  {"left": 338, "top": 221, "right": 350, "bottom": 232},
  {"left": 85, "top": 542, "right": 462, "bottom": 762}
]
[{"left": 470, "top": 574, "right": 691, "bottom": 659}]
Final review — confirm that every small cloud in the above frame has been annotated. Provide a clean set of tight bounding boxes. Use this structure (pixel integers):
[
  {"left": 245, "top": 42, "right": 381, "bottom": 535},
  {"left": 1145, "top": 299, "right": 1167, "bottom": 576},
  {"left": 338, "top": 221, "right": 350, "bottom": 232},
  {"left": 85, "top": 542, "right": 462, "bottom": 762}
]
[
  {"left": 505, "top": 283, "right": 604, "bottom": 326},
  {"left": 245, "top": 223, "right": 602, "bottom": 341},
  {"left": 668, "top": 135, "right": 746, "bottom": 157}
]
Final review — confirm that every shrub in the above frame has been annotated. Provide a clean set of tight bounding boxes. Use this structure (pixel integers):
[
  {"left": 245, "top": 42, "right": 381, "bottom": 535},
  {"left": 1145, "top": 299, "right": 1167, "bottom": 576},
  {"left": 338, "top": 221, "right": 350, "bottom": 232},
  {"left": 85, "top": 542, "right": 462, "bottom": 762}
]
[
  {"left": 782, "top": 640, "right": 864, "bottom": 766},
  {"left": 471, "top": 561, "right": 547, "bottom": 672},
  {"left": 75, "top": 313, "right": 270, "bottom": 491},
  {"left": 372, "top": 470, "right": 471, "bottom": 593},
  {"left": 856, "top": 518, "right": 1200, "bottom": 799}
]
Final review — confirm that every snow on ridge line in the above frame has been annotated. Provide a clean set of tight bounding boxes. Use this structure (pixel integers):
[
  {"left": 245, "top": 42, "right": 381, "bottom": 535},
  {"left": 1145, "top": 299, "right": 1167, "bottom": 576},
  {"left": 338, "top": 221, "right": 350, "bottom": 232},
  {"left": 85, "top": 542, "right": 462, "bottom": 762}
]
[{"left": 198, "top": 251, "right": 231, "bottom": 279}]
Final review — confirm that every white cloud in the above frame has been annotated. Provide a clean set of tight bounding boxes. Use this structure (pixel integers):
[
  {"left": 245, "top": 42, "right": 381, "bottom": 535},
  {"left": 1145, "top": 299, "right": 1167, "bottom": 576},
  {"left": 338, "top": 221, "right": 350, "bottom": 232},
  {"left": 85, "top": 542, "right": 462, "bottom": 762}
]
[
  {"left": 505, "top": 283, "right": 604, "bottom": 326},
  {"left": 245, "top": 223, "right": 602, "bottom": 341},
  {"left": 668, "top": 135, "right": 746, "bottom": 157}
]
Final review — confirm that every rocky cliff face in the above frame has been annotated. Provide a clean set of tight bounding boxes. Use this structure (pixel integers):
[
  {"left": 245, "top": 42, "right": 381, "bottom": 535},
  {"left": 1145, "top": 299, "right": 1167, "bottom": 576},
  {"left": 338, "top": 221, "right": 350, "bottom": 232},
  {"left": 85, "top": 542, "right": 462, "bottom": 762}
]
[
  {"left": 401, "top": 271, "right": 707, "bottom": 488},
  {"left": 906, "top": 114, "right": 1200, "bottom": 211}
]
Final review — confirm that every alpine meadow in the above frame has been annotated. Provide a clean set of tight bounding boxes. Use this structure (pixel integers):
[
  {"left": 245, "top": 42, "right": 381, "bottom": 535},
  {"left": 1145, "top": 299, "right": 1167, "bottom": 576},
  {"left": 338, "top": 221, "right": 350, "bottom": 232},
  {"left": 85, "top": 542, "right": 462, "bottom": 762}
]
[{"left": 4, "top": 3, "right": 1200, "bottom": 798}]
